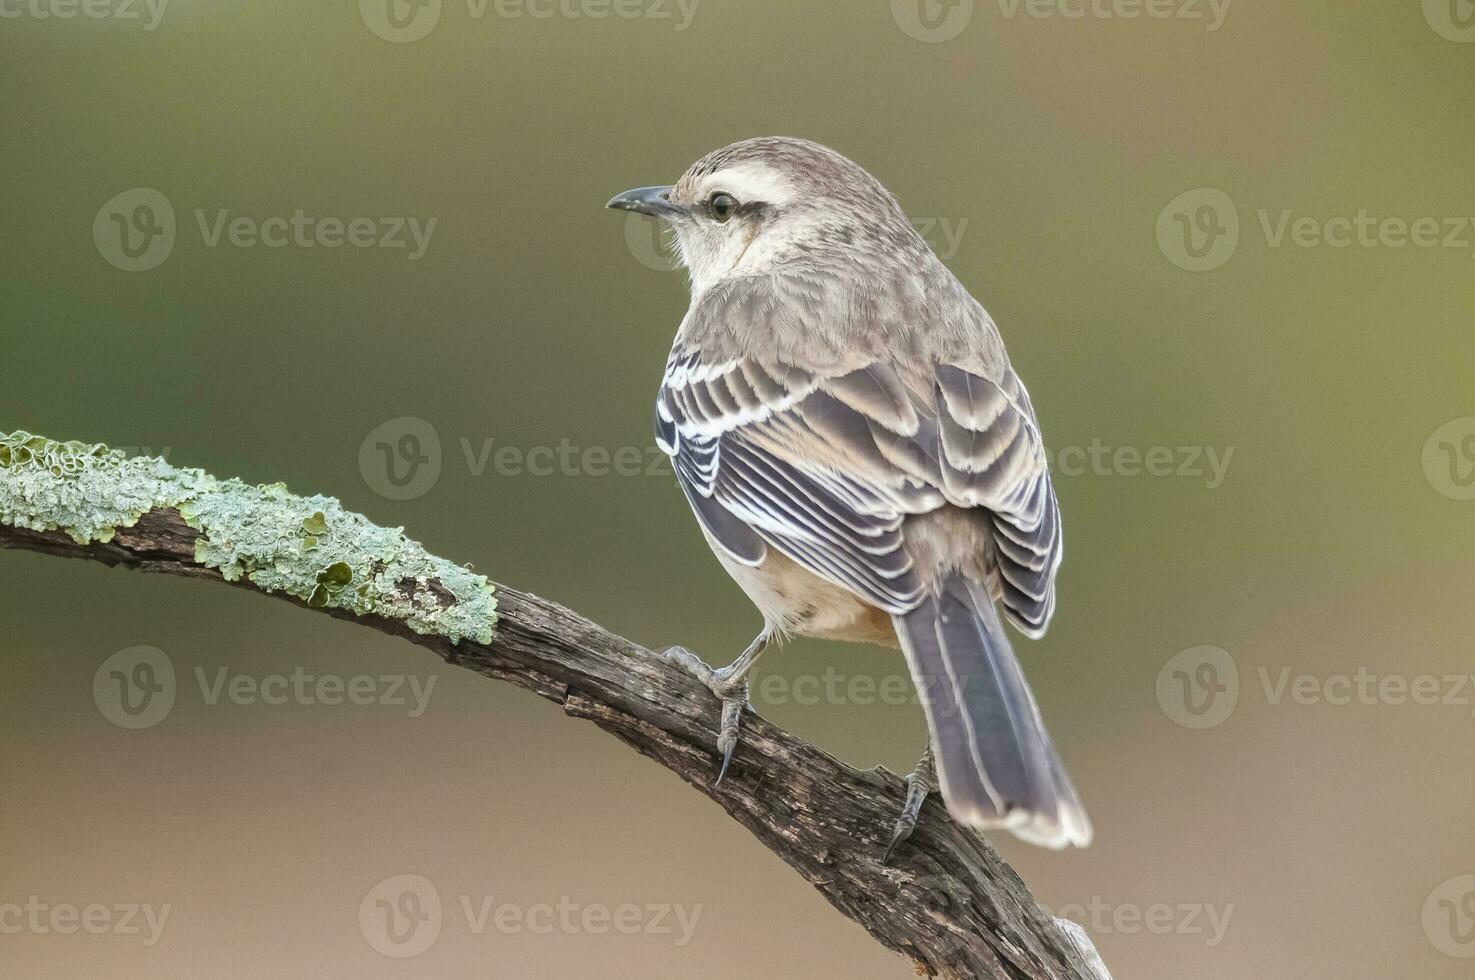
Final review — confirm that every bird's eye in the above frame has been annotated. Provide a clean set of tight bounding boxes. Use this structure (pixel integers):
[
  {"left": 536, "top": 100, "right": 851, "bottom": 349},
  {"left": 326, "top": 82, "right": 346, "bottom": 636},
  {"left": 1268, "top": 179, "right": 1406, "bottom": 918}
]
[{"left": 709, "top": 192, "right": 738, "bottom": 222}]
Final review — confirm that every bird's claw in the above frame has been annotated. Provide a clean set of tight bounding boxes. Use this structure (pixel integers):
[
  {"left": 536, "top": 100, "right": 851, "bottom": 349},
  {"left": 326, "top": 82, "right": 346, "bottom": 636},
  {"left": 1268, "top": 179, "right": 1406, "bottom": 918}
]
[
  {"left": 883, "top": 746, "right": 936, "bottom": 865},
  {"left": 661, "top": 645, "right": 753, "bottom": 785},
  {"left": 715, "top": 694, "right": 746, "bottom": 784}
]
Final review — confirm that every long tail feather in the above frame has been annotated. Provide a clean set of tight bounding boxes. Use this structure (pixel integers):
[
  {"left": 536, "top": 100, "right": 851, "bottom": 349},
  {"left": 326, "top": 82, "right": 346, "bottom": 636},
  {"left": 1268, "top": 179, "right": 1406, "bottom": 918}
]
[{"left": 893, "top": 573, "right": 1091, "bottom": 848}]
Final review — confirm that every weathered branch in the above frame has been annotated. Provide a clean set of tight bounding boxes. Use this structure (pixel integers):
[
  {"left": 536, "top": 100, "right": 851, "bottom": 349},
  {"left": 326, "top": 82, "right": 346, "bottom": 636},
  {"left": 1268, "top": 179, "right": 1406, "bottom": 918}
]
[{"left": 0, "top": 431, "right": 1109, "bottom": 980}]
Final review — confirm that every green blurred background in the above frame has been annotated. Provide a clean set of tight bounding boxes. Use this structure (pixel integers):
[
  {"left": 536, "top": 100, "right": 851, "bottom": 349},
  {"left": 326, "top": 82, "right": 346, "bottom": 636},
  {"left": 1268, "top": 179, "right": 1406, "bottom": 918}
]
[{"left": 3, "top": 1, "right": 1474, "bottom": 976}]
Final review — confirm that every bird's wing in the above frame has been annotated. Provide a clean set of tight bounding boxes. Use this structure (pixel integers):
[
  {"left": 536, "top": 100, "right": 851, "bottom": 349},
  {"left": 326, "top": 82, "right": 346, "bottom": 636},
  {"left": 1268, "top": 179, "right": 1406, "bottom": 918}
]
[
  {"left": 930, "top": 361, "right": 1062, "bottom": 636},
  {"left": 656, "top": 284, "right": 1062, "bottom": 634}
]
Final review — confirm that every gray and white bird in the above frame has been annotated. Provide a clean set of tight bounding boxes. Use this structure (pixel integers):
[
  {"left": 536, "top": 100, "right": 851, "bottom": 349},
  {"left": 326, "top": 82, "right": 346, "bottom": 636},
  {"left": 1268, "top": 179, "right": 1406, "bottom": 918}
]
[{"left": 608, "top": 137, "right": 1090, "bottom": 854}]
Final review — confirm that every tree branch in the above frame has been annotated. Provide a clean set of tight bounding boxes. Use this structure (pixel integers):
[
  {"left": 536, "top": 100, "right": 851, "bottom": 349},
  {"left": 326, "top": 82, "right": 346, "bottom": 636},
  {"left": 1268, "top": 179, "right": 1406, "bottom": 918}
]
[{"left": 0, "top": 431, "right": 1110, "bottom": 980}]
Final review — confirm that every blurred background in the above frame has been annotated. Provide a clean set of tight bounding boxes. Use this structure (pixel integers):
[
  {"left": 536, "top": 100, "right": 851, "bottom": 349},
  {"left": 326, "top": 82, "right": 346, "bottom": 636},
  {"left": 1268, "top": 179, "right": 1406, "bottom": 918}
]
[{"left": 3, "top": 1, "right": 1474, "bottom": 976}]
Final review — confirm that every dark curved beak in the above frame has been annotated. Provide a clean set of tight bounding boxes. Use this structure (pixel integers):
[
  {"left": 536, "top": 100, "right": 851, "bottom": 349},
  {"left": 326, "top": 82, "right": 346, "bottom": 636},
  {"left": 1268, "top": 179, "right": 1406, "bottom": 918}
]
[{"left": 606, "top": 185, "right": 682, "bottom": 219}]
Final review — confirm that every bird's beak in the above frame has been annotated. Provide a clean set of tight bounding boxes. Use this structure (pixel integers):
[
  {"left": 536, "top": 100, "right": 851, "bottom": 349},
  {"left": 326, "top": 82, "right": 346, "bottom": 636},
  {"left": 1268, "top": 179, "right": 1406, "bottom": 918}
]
[{"left": 606, "top": 185, "right": 683, "bottom": 220}]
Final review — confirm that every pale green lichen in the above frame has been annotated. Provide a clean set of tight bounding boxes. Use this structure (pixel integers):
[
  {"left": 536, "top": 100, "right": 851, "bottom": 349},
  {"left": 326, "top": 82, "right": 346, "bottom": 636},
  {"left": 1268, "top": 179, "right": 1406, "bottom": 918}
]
[
  {"left": 0, "top": 432, "right": 213, "bottom": 544},
  {"left": 1, "top": 430, "right": 497, "bottom": 645}
]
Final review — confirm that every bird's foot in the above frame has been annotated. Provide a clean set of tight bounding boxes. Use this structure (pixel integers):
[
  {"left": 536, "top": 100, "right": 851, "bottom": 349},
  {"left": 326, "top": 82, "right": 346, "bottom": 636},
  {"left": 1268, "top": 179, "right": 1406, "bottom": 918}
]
[
  {"left": 660, "top": 645, "right": 754, "bottom": 785},
  {"left": 883, "top": 746, "right": 937, "bottom": 865}
]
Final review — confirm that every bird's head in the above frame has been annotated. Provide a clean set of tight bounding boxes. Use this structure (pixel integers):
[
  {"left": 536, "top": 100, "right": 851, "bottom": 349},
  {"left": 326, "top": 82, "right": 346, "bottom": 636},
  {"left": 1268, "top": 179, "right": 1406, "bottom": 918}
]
[{"left": 607, "top": 137, "right": 923, "bottom": 294}]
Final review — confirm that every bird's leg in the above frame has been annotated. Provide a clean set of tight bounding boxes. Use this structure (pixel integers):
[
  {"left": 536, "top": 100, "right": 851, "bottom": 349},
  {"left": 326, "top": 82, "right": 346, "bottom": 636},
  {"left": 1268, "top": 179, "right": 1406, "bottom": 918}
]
[
  {"left": 661, "top": 632, "right": 770, "bottom": 784},
  {"left": 883, "top": 743, "right": 937, "bottom": 865}
]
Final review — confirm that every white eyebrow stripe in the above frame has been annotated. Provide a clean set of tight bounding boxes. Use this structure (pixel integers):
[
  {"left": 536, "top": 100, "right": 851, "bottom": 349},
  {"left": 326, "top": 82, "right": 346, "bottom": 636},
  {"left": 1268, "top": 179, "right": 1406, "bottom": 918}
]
[{"left": 698, "top": 163, "right": 798, "bottom": 207}]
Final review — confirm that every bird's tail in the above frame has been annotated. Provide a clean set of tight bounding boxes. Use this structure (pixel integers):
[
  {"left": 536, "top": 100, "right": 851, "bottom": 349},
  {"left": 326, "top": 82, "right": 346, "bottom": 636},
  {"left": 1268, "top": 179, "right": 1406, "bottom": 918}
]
[{"left": 893, "top": 572, "right": 1091, "bottom": 848}]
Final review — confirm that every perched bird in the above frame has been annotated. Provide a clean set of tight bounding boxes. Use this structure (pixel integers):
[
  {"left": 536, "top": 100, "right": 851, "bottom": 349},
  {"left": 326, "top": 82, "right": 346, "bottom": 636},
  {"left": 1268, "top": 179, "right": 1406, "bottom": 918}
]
[{"left": 607, "top": 137, "right": 1090, "bottom": 855}]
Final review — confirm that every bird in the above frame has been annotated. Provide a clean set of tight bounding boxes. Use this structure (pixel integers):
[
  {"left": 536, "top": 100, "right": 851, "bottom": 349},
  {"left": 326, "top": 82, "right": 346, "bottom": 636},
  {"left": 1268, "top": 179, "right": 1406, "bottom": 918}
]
[{"left": 607, "top": 137, "right": 1091, "bottom": 856}]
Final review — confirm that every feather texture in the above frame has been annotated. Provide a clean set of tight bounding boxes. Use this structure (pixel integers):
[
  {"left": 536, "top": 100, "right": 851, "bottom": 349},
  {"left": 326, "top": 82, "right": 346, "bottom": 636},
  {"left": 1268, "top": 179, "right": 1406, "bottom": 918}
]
[{"left": 655, "top": 279, "right": 1062, "bottom": 635}]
